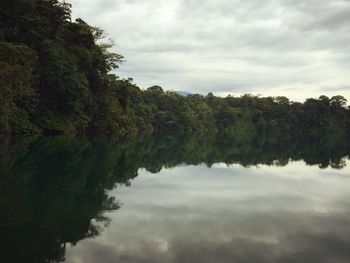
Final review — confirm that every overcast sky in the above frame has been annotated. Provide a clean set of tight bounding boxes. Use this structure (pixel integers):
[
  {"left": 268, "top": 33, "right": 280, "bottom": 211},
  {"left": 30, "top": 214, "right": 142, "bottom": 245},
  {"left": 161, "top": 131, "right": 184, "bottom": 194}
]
[{"left": 69, "top": 0, "right": 350, "bottom": 101}]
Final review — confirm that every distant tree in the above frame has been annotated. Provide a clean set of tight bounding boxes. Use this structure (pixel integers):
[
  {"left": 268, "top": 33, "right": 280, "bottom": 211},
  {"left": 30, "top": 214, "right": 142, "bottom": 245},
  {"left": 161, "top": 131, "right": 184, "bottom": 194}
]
[
  {"left": 274, "top": 96, "right": 290, "bottom": 105},
  {"left": 330, "top": 95, "right": 347, "bottom": 108},
  {"left": 319, "top": 95, "right": 331, "bottom": 106},
  {"left": 147, "top": 85, "right": 164, "bottom": 94}
]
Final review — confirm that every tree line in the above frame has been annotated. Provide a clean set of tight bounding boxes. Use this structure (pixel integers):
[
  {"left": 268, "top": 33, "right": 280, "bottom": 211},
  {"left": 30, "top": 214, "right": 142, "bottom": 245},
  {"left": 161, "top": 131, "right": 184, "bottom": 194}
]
[{"left": 1, "top": 0, "right": 349, "bottom": 137}]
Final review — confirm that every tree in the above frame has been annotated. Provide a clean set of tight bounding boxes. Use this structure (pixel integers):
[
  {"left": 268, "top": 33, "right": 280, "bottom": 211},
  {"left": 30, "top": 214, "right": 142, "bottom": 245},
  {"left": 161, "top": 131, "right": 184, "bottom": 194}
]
[
  {"left": 0, "top": 42, "right": 38, "bottom": 135},
  {"left": 319, "top": 95, "right": 330, "bottom": 106},
  {"left": 330, "top": 95, "right": 347, "bottom": 108}
]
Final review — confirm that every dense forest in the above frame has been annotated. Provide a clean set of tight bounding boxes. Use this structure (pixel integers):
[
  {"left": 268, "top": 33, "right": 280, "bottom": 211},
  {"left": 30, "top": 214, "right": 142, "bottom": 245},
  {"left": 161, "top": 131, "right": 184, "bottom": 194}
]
[{"left": 1, "top": 0, "right": 350, "bottom": 137}]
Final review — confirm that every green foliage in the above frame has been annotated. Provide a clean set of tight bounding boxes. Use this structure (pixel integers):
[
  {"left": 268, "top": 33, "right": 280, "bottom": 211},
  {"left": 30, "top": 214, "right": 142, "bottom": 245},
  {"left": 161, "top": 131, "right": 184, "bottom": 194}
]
[
  {"left": 0, "top": 42, "right": 39, "bottom": 135},
  {"left": 0, "top": 0, "right": 127, "bottom": 135}
]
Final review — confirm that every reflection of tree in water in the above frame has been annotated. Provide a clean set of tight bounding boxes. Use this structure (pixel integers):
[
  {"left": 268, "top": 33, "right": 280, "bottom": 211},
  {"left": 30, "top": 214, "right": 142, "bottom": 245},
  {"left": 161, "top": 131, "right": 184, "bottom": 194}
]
[
  {"left": 0, "top": 132, "right": 349, "bottom": 262},
  {"left": 131, "top": 132, "right": 350, "bottom": 170},
  {"left": 0, "top": 137, "right": 125, "bottom": 263}
]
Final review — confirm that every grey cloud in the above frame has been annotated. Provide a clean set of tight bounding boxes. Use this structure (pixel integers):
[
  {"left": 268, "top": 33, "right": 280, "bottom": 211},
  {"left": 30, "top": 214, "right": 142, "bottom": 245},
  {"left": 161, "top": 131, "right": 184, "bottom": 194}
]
[
  {"left": 321, "top": 86, "right": 350, "bottom": 92},
  {"left": 69, "top": 0, "right": 350, "bottom": 101},
  {"left": 311, "top": 8, "right": 350, "bottom": 30}
]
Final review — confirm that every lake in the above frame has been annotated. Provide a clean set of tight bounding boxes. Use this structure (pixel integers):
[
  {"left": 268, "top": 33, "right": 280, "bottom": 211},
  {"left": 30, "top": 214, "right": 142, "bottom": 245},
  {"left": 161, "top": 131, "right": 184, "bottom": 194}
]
[{"left": 1, "top": 134, "right": 350, "bottom": 262}]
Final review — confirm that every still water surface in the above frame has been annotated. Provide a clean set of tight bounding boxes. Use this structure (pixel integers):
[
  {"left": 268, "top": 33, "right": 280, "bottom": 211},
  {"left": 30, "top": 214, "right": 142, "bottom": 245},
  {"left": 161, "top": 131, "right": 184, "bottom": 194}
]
[
  {"left": 66, "top": 163, "right": 350, "bottom": 263},
  {"left": 1, "top": 135, "right": 350, "bottom": 262}
]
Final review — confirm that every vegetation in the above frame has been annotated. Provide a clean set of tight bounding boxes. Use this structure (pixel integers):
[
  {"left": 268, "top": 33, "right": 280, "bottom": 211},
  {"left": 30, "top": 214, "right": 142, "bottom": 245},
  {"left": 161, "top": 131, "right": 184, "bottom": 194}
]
[{"left": 1, "top": 0, "right": 350, "bottom": 138}]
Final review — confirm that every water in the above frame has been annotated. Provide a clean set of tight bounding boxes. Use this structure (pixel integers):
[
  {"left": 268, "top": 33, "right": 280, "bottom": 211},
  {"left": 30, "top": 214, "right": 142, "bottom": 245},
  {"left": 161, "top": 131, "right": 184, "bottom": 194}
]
[{"left": 1, "top": 134, "right": 350, "bottom": 262}]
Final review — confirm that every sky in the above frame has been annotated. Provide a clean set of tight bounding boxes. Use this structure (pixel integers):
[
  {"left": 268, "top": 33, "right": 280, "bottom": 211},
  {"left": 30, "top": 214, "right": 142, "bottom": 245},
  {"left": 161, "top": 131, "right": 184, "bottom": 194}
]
[{"left": 69, "top": 0, "right": 350, "bottom": 102}]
